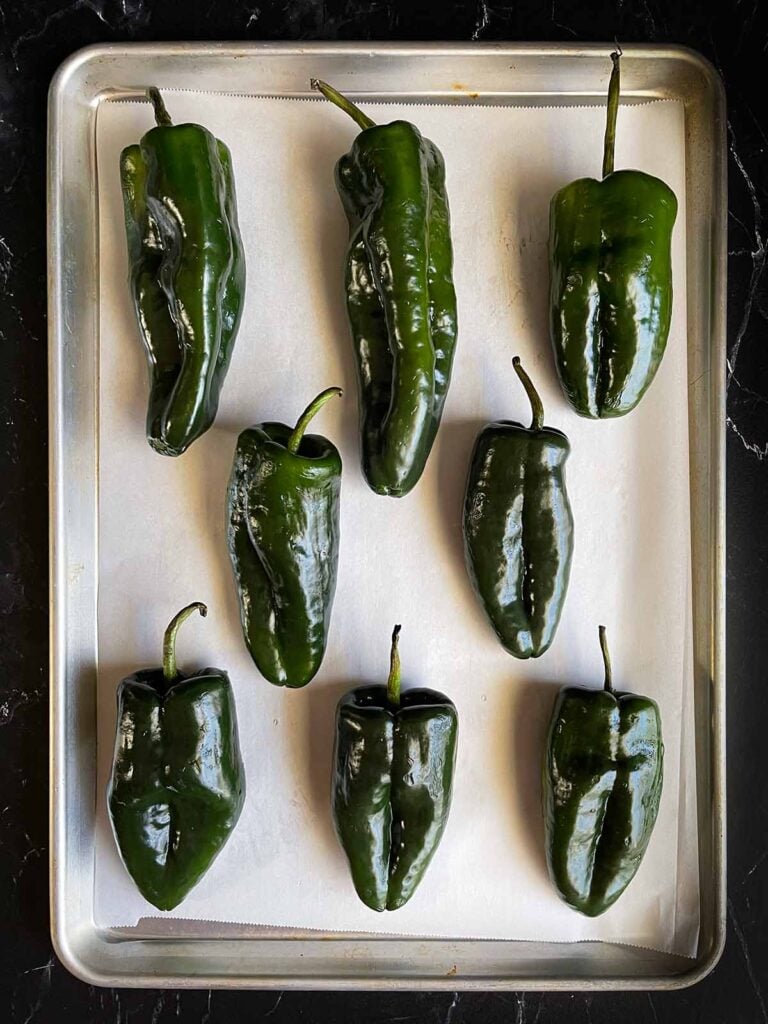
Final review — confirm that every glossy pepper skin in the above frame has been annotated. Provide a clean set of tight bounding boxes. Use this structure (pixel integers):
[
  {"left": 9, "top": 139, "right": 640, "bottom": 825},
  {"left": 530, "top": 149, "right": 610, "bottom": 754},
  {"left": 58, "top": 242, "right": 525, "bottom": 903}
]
[
  {"left": 121, "top": 88, "right": 246, "bottom": 456},
  {"left": 549, "top": 51, "right": 677, "bottom": 418},
  {"left": 332, "top": 626, "right": 458, "bottom": 911},
  {"left": 463, "top": 358, "right": 573, "bottom": 659},
  {"left": 313, "top": 80, "right": 458, "bottom": 497},
  {"left": 227, "top": 387, "right": 342, "bottom": 688},
  {"left": 543, "top": 626, "right": 664, "bottom": 917},
  {"left": 107, "top": 603, "right": 245, "bottom": 911}
]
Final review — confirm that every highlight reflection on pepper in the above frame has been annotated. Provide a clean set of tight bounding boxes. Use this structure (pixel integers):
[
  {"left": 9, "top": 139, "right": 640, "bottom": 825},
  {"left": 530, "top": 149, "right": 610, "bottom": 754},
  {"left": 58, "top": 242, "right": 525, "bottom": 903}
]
[
  {"left": 121, "top": 88, "right": 246, "bottom": 456},
  {"left": 549, "top": 50, "right": 677, "bottom": 418},
  {"left": 227, "top": 387, "right": 342, "bottom": 688},
  {"left": 107, "top": 603, "right": 245, "bottom": 911},
  {"left": 543, "top": 625, "right": 664, "bottom": 916},
  {"left": 313, "top": 79, "right": 458, "bottom": 497},
  {"left": 332, "top": 625, "right": 458, "bottom": 911},
  {"left": 463, "top": 357, "right": 574, "bottom": 659}
]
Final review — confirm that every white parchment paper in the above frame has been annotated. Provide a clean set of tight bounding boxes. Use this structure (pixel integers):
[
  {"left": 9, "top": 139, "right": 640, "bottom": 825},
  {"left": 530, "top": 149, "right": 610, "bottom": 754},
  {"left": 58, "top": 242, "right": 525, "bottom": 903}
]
[{"left": 94, "top": 93, "right": 698, "bottom": 955}]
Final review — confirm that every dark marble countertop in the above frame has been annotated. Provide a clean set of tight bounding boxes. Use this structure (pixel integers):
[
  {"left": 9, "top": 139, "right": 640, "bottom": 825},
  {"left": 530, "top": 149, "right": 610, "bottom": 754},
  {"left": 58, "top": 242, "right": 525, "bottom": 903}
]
[{"left": 1, "top": 1, "right": 766, "bottom": 1021}]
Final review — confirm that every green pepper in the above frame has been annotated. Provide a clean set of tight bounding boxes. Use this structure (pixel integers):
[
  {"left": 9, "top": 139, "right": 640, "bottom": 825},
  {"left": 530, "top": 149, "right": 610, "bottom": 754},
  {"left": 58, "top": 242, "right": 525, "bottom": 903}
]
[
  {"left": 332, "top": 625, "right": 458, "bottom": 911},
  {"left": 121, "top": 88, "right": 246, "bottom": 456},
  {"left": 463, "top": 357, "right": 573, "bottom": 659},
  {"left": 227, "top": 387, "right": 342, "bottom": 688},
  {"left": 312, "top": 80, "right": 458, "bottom": 498},
  {"left": 549, "top": 51, "right": 677, "bottom": 418},
  {"left": 107, "top": 603, "right": 245, "bottom": 911},
  {"left": 543, "top": 626, "right": 664, "bottom": 916}
]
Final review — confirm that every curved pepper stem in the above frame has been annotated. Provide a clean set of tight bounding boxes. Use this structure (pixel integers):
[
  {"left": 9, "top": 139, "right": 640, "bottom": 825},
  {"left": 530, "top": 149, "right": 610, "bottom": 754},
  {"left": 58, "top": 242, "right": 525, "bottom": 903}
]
[
  {"left": 163, "top": 602, "right": 207, "bottom": 682},
  {"left": 602, "top": 48, "right": 621, "bottom": 178},
  {"left": 147, "top": 87, "right": 173, "bottom": 128},
  {"left": 512, "top": 356, "right": 544, "bottom": 431},
  {"left": 287, "top": 386, "right": 343, "bottom": 455},
  {"left": 387, "top": 624, "right": 402, "bottom": 707},
  {"left": 311, "top": 79, "right": 377, "bottom": 131},
  {"left": 599, "top": 624, "right": 613, "bottom": 693}
]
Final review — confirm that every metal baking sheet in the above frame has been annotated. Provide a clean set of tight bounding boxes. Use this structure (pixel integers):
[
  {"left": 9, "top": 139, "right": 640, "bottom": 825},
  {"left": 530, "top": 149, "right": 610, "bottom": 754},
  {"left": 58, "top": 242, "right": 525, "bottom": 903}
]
[{"left": 48, "top": 42, "right": 726, "bottom": 990}]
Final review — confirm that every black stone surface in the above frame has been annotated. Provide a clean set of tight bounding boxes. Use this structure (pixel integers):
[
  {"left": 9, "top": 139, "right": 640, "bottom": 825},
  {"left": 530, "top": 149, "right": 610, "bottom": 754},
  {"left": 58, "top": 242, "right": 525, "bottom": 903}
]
[{"left": 1, "top": 1, "right": 766, "bottom": 1020}]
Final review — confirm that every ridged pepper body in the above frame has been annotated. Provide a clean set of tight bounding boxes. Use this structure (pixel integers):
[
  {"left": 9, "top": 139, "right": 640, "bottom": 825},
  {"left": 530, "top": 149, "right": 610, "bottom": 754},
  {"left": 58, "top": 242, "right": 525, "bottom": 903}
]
[
  {"left": 548, "top": 52, "right": 677, "bottom": 419},
  {"left": 226, "top": 391, "right": 342, "bottom": 688},
  {"left": 121, "top": 89, "right": 245, "bottom": 455},
  {"left": 107, "top": 605, "right": 245, "bottom": 911},
  {"left": 332, "top": 629, "right": 458, "bottom": 911},
  {"left": 316, "top": 82, "right": 457, "bottom": 497},
  {"left": 543, "top": 627, "right": 664, "bottom": 916},
  {"left": 463, "top": 359, "right": 573, "bottom": 658},
  {"left": 549, "top": 170, "right": 677, "bottom": 418}
]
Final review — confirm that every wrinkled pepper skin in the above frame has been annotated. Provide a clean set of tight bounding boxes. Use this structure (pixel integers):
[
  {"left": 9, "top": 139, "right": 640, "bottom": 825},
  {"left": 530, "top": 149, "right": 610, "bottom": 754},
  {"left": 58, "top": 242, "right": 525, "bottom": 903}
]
[
  {"left": 121, "top": 88, "right": 245, "bottom": 456},
  {"left": 543, "top": 627, "right": 664, "bottom": 917},
  {"left": 227, "top": 388, "right": 342, "bottom": 688},
  {"left": 549, "top": 52, "right": 677, "bottom": 419},
  {"left": 463, "top": 358, "right": 573, "bottom": 659},
  {"left": 314, "top": 80, "right": 458, "bottom": 497},
  {"left": 332, "top": 627, "right": 458, "bottom": 911},
  {"left": 107, "top": 604, "right": 245, "bottom": 912}
]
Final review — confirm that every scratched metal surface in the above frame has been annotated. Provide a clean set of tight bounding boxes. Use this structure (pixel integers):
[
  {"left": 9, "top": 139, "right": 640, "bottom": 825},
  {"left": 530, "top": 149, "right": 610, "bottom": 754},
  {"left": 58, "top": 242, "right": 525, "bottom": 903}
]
[{"left": 48, "top": 40, "right": 725, "bottom": 993}]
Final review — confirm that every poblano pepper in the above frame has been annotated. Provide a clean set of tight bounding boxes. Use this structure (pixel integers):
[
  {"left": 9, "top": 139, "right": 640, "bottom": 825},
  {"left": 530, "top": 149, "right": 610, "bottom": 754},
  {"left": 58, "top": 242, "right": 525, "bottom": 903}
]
[
  {"left": 107, "top": 603, "right": 245, "bottom": 911},
  {"left": 543, "top": 626, "right": 664, "bottom": 917},
  {"left": 121, "top": 88, "right": 246, "bottom": 456},
  {"left": 227, "top": 387, "right": 342, "bottom": 688},
  {"left": 332, "top": 625, "right": 458, "bottom": 911},
  {"left": 463, "top": 357, "right": 573, "bottom": 659},
  {"left": 313, "top": 79, "right": 458, "bottom": 497},
  {"left": 549, "top": 51, "right": 677, "bottom": 418}
]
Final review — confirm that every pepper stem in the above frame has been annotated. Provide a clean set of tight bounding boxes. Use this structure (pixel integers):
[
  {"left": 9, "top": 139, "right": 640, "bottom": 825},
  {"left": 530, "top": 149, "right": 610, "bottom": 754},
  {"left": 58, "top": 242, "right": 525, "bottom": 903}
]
[
  {"left": 599, "top": 625, "right": 613, "bottom": 693},
  {"left": 287, "top": 386, "right": 343, "bottom": 455},
  {"left": 311, "top": 79, "right": 377, "bottom": 131},
  {"left": 147, "top": 87, "right": 173, "bottom": 128},
  {"left": 602, "top": 49, "right": 621, "bottom": 178},
  {"left": 512, "top": 356, "right": 544, "bottom": 431},
  {"left": 162, "top": 602, "right": 207, "bottom": 682},
  {"left": 386, "top": 624, "right": 402, "bottom": 707}
]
